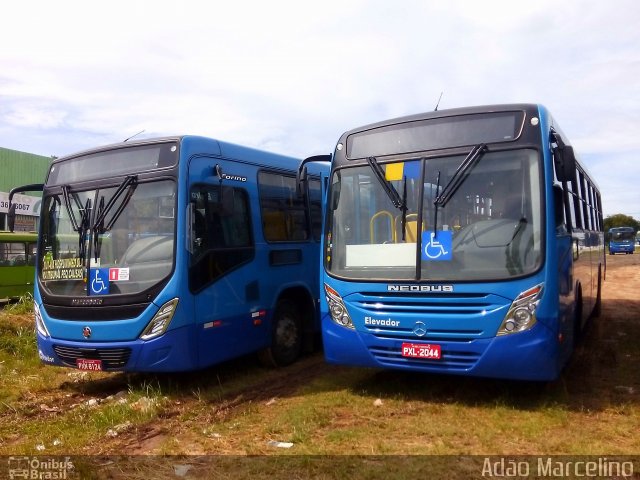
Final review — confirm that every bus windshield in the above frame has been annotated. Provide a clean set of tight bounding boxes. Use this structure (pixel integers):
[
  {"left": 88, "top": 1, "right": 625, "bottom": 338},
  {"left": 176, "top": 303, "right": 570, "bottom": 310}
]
[
  {"left": 610, "top": 228, "right": 634, "bottom": 242},
  {"left": 326, "top": 148, "right": 543, "bottom": 281},
  {"left": 39, "top": 179, "right": 176, "bottom": 296}
]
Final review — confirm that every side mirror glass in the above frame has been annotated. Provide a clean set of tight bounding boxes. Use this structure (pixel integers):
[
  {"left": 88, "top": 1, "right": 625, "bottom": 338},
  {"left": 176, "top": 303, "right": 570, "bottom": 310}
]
[
  {"left": 8, "top": 203, "right": 16, "bottom": 232},
  {"left": 554, "top": 145, "right": 577, "bottom": 183}
]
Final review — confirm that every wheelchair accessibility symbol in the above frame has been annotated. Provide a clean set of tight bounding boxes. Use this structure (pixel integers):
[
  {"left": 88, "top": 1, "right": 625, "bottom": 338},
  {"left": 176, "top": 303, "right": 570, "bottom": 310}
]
[
  {"left": 421, "top": 231, "right": 452, "bottom": 261},
  {"left": 89, "top": 268, "right": 110, "bottom": 295}
]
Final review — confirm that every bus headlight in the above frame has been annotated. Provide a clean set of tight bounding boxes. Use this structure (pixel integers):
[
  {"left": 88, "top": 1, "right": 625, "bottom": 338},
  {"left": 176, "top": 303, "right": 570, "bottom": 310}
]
[
  {"left": 497, "top": 284, "right": 543, "bottom": 336},
  {"left": 140, "top": 298, "right": 179, "bottom": 340},
  {"left": 325, "top": 284, "right": 354, "bottom": 329},
  {"left": 34, "top": 302, "right": 50, "bottom": 338}
]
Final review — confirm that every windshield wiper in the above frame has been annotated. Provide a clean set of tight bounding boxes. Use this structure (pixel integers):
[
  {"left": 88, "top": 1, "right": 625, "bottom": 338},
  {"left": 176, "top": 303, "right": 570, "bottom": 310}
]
[
  {"left": 434, "top": 144, "right": 487, "bottom": 208},
  {"left": 61, "top": 185, "right": 82, "bottom": 232},
  {"left": 92, "top": 175, "right": 138, "bottom": 234},
  {"left": 61, "top": 185, "right": 92, "bottom": 264},
  {"left": 93, "top": 196, "right": 106, "bottom": 262},
  {"left": 367, "top": 156, "right": 410, "bottom": 241},
  {"left": 367, "top": 157, "right": 405, "bottom": 210},
  {"left": 92, "top": 175, "right": 138, "bottom": 261},
  {"left": 432, "top": 144, "right": 487, "bottom": 235}
]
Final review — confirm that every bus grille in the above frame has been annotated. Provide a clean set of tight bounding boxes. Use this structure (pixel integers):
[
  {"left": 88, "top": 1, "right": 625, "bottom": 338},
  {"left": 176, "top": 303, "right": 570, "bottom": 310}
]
[
  {"left": 348, "top": 291, "right": 509, "bottom": 342},
  {"left": 352, "top": 291, "right": 496, "bottom": 316},
  {"left": 368, "top": 344, "right": 482, "bottom": 371},
  {"left": 52, "top": 345, "right": 132, "bottom": 370}
]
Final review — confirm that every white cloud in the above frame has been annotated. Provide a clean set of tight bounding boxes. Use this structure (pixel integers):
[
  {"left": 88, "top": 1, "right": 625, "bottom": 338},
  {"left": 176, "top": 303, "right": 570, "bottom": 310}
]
[{"left": 1, "top": 0, "right": 639, "bottom": 215}]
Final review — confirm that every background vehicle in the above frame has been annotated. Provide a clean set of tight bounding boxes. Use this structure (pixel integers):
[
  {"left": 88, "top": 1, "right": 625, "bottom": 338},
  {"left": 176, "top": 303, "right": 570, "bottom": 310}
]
[
  {"left": 608, "top": 226, "right": 635, "bottom": 255},
  {"left": 0, "top": 231, "right": 37, "bottom": 302},
  {"left": 318, "top": 104, "right": 604, "bottom": 381},
  {"left": 9, "top": 136, "right": 329, "bottom": 372}
]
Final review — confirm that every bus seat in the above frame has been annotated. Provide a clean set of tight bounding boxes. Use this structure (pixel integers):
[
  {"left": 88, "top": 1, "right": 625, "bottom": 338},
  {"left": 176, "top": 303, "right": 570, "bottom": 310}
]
[
  {"left": 396, "top": 213, "right": 421, "bottom": 242},
  {"left": 263, "top": 210, "right": 288, "bottom": 241},
  {"left": 370, "top": 210, "right": 395, "bottom": 243}
]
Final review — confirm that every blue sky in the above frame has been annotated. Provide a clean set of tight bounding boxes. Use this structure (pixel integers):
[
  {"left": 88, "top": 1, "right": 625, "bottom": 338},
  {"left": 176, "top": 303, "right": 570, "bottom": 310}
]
[{"left": 1, "top": 0, "right": 638, "bottom": 217}]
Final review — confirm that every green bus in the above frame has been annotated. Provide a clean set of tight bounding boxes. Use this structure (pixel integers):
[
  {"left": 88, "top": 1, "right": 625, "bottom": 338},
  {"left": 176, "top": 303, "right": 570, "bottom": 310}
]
[{"left": 0, "top": 231, "right": 37, "bottom": 302}]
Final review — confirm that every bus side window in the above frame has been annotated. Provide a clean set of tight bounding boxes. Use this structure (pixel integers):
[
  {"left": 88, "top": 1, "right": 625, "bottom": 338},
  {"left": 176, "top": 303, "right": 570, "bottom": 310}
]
[
  {"left": 27, "top": 243, "right": 37, "bottom": 266},
  {"left": 258, "top": 172, "right": 309, "bottom": 242},
  {"left": 0, "top": 242, "right": 27, "bottom": 266},
  {"left": 189, "top": 186, "right": 254, "bottom": 292}
]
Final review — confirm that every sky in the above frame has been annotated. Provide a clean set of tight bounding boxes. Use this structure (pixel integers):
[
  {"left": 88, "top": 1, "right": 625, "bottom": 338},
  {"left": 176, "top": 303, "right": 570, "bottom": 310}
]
[{"left": 1, "top": 0, "right": 639, "bottom": 217}]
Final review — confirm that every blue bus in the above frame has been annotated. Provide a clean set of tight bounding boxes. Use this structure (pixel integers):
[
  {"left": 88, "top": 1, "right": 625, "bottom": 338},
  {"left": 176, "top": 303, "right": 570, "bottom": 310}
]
[
  {"left": 316, "top": 104, "right": 604, "bottom": 381},
  {"left": 608, "top": 226, "right": 635, "bottom": 255},
  {"left": 9, "top": 136, "right": 329, "bottom": 372}
]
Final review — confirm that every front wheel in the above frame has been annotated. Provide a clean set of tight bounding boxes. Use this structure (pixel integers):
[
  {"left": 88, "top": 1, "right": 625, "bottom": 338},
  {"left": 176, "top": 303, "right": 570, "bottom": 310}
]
[{"left": 258, "top": 300, "right": 302, "bottom": 367}]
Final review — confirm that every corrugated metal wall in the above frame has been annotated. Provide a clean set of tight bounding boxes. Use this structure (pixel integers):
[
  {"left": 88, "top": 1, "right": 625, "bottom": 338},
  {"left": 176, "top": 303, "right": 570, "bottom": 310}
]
[{"left": 0, "top": 147, "right": 50, "bottom": 194}]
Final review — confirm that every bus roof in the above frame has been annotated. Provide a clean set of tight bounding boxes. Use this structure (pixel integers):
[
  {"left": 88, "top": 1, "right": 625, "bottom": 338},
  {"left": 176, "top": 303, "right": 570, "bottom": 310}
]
[
  {"left": 340, "top": 103, "right": 543, "bottom": 136},
  {"left": 51, "top": 135, "right": 305, "bottom": 173}
]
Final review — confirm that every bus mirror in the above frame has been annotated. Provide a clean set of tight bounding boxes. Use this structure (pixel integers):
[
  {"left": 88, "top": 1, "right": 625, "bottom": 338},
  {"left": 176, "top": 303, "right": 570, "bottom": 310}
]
[
  {"left": 7, "top": 182, "right": 44, "bottom": 232},
  {"left": 552, "top": 185, "right": 565, "bottom": 230},
  {"left": 555, "top": 145, "right": 577, "bottom": 183},
  {"left": 297, "top": 154, "right": 331, "bottom": 196},
  {"left": 7, "top": 203, "right": 16, "bottom": 232},
  {"left": 296, "top": 166, "right": 308, "bottom": 196},
  {"left": 329, "top": 182, "right": 341, "bottom": 210}
]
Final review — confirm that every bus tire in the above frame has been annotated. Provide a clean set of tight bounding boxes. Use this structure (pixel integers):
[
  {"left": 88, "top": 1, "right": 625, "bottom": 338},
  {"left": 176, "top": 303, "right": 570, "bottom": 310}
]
[{"left": 258, "top": 300, "right": 302, "bottom": 367}]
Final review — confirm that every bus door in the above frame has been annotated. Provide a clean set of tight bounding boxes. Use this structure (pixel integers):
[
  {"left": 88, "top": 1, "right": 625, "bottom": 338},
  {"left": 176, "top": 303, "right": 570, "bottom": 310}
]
[{"left": 188, "top": 158, "right": 262, "bottom": 366}]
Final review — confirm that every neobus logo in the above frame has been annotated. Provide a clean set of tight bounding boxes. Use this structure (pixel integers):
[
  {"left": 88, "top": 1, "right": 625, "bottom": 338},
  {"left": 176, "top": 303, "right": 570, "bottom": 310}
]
[{"left": 387, "top": 285, "right": 454, "bottom": 292}]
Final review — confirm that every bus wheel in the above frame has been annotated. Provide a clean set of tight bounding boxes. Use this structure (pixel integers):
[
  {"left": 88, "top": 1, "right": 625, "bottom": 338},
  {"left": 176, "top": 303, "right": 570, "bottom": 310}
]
[{"left": 259, "top": 300, "right": 302, "bottom": 367}]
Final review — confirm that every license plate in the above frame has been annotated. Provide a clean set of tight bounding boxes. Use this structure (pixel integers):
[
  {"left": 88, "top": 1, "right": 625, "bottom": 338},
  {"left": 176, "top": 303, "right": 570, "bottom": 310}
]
[
  {"left": 76, "top": 358, "right": 102, "bottom": 371},
  {"left": 401, "top": 342, "right": 442, "bottom": 360}
]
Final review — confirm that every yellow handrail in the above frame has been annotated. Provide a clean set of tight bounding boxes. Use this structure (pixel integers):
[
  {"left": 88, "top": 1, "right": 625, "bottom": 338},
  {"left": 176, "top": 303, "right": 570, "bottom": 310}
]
[
  {"left": 370, "top": 210, "right": 395, "bottom": 243},
  {"left": 395, "top": 213, "right": 423, "bottom": 242}
]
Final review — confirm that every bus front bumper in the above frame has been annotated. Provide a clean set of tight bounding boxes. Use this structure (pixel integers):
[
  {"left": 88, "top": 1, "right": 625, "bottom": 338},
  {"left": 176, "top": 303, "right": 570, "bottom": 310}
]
[
  {"left": 36, "top": 325, "right": 198, "bottom": 372},
  {"left": 322, "top": 315, "right": 560, "bottom": 381}
]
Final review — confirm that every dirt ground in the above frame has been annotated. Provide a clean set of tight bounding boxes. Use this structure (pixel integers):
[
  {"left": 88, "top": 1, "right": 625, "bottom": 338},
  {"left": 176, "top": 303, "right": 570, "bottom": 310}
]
[{"left": 2, "top": 252, "right": 638, "bottom": 467}]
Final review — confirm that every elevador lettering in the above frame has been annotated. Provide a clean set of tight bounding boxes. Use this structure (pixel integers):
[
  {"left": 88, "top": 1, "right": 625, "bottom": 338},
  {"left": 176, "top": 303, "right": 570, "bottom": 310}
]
[{"left": 364, "top": 316, "right": 399, "bottom": 327}]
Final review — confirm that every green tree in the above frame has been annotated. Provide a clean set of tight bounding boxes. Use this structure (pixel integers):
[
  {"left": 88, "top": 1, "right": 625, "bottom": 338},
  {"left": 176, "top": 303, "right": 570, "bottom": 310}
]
[{"left": 603, "top": 214, "right": 639, "bottom": 233}]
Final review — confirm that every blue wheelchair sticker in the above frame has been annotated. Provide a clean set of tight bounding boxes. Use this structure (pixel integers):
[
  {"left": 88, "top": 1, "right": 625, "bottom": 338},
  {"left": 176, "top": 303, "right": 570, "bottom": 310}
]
[
  {"left": 89, "top": 268, "right": 110, "bottom": 295},
  {"left": 421, "top": 230, "right": 452, "bottom": 261}
]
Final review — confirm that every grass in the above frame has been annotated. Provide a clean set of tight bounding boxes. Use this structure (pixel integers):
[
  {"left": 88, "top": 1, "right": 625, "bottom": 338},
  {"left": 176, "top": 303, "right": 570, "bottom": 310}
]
[{"left": 0, "top": 271, "right": 638, "bottom": 477}]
